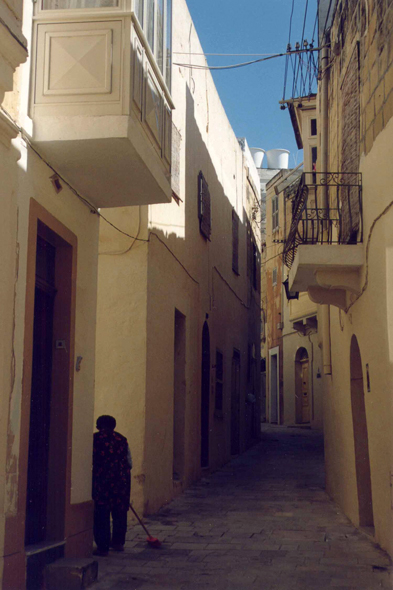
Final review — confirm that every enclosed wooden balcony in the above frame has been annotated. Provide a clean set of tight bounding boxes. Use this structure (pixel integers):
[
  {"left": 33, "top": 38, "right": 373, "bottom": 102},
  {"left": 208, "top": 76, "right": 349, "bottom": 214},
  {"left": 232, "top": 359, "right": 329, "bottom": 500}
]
[
  {"left": 283, "top": 172, "right": 364, "bottom": 310},
  {"left": 30, "top": 0, "right": 173, "bottom": 208}
]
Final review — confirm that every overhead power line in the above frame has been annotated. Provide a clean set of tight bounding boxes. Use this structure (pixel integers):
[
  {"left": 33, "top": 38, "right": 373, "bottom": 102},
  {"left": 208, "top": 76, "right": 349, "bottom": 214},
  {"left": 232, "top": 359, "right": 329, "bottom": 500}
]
[
  {"left": 173, "top": 45, "right": 324, "bottom": 71},
  {"left": 173, "top": 51, "right": 280, "bottom": 56},
  {"left": 288, "top": 0, "right": 296, "bottom": 44},
  {"left": 322, "top": 0, "right": 334, "bottom": 40}
]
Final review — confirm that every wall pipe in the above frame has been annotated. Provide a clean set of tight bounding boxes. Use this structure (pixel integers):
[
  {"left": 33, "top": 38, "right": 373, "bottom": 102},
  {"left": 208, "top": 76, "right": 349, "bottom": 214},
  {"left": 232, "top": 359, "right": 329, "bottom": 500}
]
[{"left": 320, "top": 32, "right": 332, "bottom": 375}]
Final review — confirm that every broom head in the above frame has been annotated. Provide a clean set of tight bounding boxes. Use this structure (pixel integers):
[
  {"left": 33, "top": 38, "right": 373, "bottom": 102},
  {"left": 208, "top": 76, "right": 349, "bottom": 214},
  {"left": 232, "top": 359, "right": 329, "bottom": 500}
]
[{"left": 146, "top": 536, "right": 161, "bottom": 548}]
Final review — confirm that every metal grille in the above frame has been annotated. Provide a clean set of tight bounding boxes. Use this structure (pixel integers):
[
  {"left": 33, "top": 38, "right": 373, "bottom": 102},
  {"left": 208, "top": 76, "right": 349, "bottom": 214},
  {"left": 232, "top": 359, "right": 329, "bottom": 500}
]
[{"left": 283, "top": 171, "right": 363, "bottom": 269}]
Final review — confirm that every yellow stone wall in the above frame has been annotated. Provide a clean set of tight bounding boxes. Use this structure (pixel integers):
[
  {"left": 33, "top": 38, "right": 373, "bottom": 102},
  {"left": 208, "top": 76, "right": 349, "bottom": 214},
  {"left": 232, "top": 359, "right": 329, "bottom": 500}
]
[
  {"left": 321, "top": 0, "right": 393, "bottom": 557},
  {"left": 95, "top": 0, "right": 262, "bottom": 516}
]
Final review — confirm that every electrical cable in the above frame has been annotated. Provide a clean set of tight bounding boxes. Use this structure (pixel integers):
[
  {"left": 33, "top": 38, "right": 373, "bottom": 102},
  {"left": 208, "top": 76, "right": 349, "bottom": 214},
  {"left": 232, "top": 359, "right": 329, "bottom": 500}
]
[
  {"left": 99, "top": 206, "right": 144, "bottom": 255},
  {"left": 346, "top": 198, "right": 393, "bottom": 313},
  {"left": 311, "top": 10, "right": 318, "bottom": 43},
  {"left": 322, "top": 0, "right": 334, "bottom": 40},
  {"left": 262, "top": 249, "right": 284, "bottom": 266},
  {"left": 283, "top": 2, "right": 319, "bottom": 102},
  {"left": 0, "top": 106, "right": 150, "bottom": 243},
  {"left": 213, "top": 266, "right": 250, "bottom": 309},
  {"left": 283, "top": 0, "right": 296, "bottom": 101},
  {"left": 0, "top": 16, "right": 28, "bottom": 53},
  {"left": 288, "top": 0, "right": 296, "bottom": 44},
  {"left": 150, "top": 232, "right": 199, "bottom": 284},
  {"left": 293, "top": 0, "right": 309, "bottom": 97},
  {"left": 173, "top": 45, "right": 325, "bottom": 71},
  {"left": 173, "top": 51, "right": 279, "bottom": 56}
]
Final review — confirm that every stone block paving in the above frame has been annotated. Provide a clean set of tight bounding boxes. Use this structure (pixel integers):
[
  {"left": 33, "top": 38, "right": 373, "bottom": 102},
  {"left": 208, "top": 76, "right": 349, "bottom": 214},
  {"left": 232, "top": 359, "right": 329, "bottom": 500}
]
[{"left": 92, "top": 426, "right": 392, "bottom": 589}]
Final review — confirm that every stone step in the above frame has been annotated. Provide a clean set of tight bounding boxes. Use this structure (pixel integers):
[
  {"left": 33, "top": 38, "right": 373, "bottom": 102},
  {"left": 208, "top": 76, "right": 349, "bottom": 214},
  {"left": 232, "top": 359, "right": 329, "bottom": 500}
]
[{"left": 45, "top": 557, "right": 98, "bottom": 590}]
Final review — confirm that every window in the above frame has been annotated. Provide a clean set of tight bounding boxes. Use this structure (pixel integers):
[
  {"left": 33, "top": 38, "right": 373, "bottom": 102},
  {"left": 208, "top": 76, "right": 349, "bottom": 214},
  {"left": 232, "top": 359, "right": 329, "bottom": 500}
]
[
  {"left": 41, "top": 0, "right": 121, "bottom": 10},
  {"left": 215, "top": 350, "right": 224, "bottom": 414},
  {"left": 198, "top": 171, "right": 211, "bottom": 240},
  {"left": 42, "top": 0, "right": 118, "bottom": 8},
  {"left": 41, "top": 0, "right": 173, "bottom": 90},
  {"left": 135, "top": 0, "right": 172, "bottom": 88},
  {"left": 272, "top": 195, "right": 279, "bottom": 231},
  {"left": 272, "top": 267, "right": 277, "bottom": 286},
  {"left": 232, "top": 210, "right": 239, "bottom": 275},
  {"left": 311, "top": 118, "right": 317, "bottom": 136},
  {"left": 135, "top": 0, "right": 143, "bottom": 22}
]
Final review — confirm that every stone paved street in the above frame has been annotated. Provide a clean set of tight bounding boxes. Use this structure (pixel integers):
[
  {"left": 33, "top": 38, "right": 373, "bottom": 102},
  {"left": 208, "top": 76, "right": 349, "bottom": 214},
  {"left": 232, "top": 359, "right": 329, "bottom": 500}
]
[{"left": 92, "top": 426, "right": 392, "bottom": 589}]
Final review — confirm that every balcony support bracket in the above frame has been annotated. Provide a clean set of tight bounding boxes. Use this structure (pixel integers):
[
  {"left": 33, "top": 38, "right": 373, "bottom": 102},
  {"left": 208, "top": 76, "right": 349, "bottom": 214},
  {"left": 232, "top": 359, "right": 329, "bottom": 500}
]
[
  {"left": 307, "top": 268, "right": 362, "bottom": 310},
  {"left": 308, "top": 286, "right": 348, "bottom": 310},
  {"left": 288, "top": 244, "right": 364, "bottom": 311}
]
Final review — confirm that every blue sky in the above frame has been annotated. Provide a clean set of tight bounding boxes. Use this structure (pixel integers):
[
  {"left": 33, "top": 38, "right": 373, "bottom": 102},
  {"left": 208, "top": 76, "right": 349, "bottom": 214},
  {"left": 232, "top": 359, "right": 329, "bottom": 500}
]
[{"left": 183, "top": 0, "right": 318, "bottom": 168}]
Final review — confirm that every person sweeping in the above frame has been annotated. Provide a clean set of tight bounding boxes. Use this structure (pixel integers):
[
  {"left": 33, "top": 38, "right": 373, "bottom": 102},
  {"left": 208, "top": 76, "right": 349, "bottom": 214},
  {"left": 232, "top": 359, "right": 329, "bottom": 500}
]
[{"left": 92, "top": 415, "right": 132, "bottom": 556}]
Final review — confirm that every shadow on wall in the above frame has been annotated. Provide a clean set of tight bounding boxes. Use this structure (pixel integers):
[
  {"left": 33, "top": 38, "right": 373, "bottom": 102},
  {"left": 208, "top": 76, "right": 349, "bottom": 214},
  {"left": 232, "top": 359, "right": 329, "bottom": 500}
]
[{"left": 142, "top": 84, "right": 262, "bottom": 513}]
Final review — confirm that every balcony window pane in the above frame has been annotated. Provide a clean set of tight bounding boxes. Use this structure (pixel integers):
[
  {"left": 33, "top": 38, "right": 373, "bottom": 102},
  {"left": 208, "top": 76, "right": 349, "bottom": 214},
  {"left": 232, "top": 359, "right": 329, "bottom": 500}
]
[
  {"left": 42, "top": 0, "right": 118, "bottom": 8},
  {"left": 156, "top": 0, "right": 164, "bottom": 73},
  {"left": 165, "top": 0, "right": 172, "bottom": 89},
  {"left": 134, "top": 0, "right": 143, "bottom": 24},
  {"left": 147, "top": 0, "right": 155, "bottom": 52},
  {"left": 145, "top": 72, "right": 162, "bottom": 146}
]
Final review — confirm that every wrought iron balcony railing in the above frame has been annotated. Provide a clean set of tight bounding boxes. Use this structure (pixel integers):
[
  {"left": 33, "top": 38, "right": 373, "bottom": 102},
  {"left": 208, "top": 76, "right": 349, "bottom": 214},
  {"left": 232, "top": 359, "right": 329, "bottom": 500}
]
[{"left": 283, "top": 172, "right": 363, "bottom": 269}]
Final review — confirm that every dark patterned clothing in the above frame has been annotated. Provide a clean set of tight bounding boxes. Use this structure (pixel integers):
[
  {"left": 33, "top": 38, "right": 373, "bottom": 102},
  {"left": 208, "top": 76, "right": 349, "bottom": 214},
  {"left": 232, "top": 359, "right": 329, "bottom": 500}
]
[
  {"left": 94, "top": 504, "right": 127, "bottom": 551},
  {"left": 92, "top": 429, "right": 131, "bottom": 512}
]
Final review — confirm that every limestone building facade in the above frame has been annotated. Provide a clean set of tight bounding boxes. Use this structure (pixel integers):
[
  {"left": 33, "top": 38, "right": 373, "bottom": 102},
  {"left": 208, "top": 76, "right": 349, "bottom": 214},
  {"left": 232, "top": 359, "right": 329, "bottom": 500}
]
[
  {"left": 94, "top": 0, "right": 262, "bottom": 517},
  {"left": 284, "top": 0, "right": 393, "bottom": 558},
  {"left": 0, "top": 0, "right": 177, "bottom": 586}
]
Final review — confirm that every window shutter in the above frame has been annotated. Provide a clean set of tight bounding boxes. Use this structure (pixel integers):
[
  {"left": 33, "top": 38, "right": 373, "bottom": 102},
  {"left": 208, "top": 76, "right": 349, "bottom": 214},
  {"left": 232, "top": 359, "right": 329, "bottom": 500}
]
[
  {"left": 232, "top": 210, "right": 239, "bottom": 274},
  {"left": 198, "top": 171, "right": 211, "bottom": 239},
  {"left": 272, "top": 196, "right": 279, "bottom": 231}
]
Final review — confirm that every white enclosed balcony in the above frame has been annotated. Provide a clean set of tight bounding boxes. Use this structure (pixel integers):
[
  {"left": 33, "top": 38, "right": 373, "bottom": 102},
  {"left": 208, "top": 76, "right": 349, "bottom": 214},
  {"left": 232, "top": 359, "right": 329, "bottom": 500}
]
[{"left": 30, "top": 0, "right": 173, "bottom": 208}]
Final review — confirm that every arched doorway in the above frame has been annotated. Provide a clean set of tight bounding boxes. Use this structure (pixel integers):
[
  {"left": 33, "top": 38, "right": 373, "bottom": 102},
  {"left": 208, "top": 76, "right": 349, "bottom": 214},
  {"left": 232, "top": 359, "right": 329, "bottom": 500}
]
[
  {"left": 200, "top": 322, "right": 210, "bottom": 468},
  {"left": 350, "top": 335, "right": 374, "bottom": 527},
  {"left": 295, "top": 347, "right": 310, "bottom": 424}
]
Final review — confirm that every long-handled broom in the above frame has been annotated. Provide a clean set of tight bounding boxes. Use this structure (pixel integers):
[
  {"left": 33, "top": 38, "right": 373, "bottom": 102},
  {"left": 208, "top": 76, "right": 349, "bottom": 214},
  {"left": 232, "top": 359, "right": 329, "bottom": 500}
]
[{"left": 129, "top": 504, "right": 162, "bottom": 548}]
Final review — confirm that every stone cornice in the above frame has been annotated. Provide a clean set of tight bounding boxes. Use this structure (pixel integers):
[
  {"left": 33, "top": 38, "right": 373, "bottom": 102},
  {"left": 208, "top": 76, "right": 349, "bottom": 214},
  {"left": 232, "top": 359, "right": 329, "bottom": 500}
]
[
  {"left": 0, "top": 109, "right": 19, "bottom": 147},
  {"left": 0, "top": 19, "right": 28, "bottom": 74}
]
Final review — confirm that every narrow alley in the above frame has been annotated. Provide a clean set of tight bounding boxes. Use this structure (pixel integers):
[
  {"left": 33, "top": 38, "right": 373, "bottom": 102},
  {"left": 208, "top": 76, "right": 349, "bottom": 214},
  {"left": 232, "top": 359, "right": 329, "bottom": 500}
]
[{"left": 92, "top": 426, "right": 392, "bottom": 590}]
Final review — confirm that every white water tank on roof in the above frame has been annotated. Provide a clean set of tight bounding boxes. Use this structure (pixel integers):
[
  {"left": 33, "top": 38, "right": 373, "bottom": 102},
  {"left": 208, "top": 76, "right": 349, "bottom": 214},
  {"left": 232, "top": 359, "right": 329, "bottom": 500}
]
[
  {"left": 266, "top": 149, "right": 290, "bottom": 169},
  {"left": 250, "top": 147, "right": 265, "bottom": 169}
]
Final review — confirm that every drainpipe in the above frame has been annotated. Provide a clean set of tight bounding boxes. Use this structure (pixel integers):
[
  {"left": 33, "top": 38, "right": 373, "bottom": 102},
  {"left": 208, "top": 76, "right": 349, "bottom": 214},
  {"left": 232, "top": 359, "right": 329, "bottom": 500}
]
[
  {"left": 320, "top": 34, "right": 330, "bottom": 209},
  {"left": 320, "top": 31, "right": 332, "bottom": 376},
  {"left": 308, "top": 333, "right": 315, "bottom": 423}
]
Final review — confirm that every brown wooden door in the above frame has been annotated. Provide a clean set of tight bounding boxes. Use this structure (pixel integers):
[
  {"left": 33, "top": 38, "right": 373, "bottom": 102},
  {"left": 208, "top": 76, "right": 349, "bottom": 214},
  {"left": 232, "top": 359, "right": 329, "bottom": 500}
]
[
  {"left": 300, "top": 359, "right": 310, "bottom": 423},
  {"left": 25, "top": 237, "right": 56, "bottom": 546}
]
